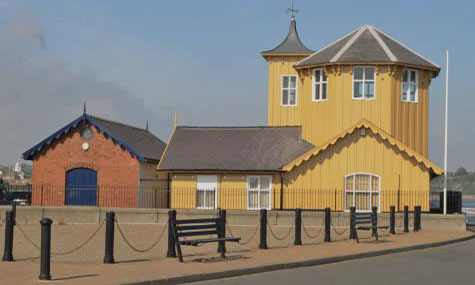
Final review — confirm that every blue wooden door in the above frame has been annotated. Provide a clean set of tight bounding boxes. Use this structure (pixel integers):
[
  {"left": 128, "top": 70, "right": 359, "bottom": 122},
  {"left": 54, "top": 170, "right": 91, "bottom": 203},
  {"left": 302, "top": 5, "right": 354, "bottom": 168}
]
[{"left": 65, "top": 168, "right": 97, "bottom": 206}]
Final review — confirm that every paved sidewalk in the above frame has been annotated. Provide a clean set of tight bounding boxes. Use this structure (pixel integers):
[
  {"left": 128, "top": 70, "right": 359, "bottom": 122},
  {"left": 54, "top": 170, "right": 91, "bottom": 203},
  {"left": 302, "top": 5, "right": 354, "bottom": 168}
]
[{"left": 0, "top": 222, "right": 471, "bottom": 284}]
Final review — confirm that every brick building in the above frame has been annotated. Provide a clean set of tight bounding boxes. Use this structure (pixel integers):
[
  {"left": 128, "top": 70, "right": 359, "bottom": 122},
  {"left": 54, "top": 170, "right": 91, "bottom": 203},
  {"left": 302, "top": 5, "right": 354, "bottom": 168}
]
[{"left": 23, "top": 112, "right": 167, "bottom": 208}]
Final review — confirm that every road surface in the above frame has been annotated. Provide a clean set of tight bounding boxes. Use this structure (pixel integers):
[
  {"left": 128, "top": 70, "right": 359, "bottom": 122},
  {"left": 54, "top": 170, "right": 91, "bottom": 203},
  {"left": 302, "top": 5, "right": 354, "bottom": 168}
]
[{"left": 191, "top": 236, "right": 475, "bottom": 285}]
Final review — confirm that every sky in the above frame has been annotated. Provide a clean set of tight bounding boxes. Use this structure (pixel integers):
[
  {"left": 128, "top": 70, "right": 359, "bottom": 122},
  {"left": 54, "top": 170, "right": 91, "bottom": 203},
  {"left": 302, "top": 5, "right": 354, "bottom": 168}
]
[{"left": 0, "top": 0, "right": 473, "bottom": 171}]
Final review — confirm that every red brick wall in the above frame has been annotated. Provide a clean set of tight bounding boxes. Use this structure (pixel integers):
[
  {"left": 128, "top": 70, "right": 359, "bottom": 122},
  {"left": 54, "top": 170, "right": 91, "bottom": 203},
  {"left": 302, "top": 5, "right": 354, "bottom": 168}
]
[{"left": 31, "top": 124, "right": 139, "bottom": 207}]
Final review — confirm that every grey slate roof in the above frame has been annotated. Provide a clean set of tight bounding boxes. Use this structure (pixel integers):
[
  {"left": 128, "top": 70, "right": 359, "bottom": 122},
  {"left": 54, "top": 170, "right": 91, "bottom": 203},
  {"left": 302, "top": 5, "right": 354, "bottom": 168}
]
[
  {"left": 261, "top": 17, "right": 314, "bottom": 56},
  {"left": 158, "top": 126, "right": 315, "bottom": 171},
  {"left": 295, "top": 25, "right": 440, "bottom": 73},
  {"left": 23, "top": 113, "right": 166, "bottom": 162},
  {"left": 89, "top": 115, "right": 166, "bottom": 161}
]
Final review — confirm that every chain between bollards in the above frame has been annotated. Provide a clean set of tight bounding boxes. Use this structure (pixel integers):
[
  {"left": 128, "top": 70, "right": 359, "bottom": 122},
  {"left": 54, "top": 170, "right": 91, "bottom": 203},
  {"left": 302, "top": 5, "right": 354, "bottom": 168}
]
[
  {"left": 39, "top": 218, "right": 52, "bottom": 281},
  {"left": 2, "top": 211, "right": 14, "bottom": 262}
]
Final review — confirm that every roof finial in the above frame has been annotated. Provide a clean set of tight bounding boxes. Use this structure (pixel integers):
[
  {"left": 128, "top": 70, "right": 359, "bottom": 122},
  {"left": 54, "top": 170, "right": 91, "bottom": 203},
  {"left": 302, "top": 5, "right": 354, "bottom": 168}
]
[
  {"left": 287, "top": 0, "right": 299, "bottom": 20},
  {"left": 83, "top": 101, "right": 86, "bottom": 114},
  {"left": 146, "top": 120, "right": 149, "bottom": 131}
]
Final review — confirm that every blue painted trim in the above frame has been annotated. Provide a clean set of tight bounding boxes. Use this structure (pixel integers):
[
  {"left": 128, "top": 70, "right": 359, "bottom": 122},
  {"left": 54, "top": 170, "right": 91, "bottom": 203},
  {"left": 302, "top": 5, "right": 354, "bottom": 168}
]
[{"left": 22, "top": 113, "right": 145, "bottom": 162}]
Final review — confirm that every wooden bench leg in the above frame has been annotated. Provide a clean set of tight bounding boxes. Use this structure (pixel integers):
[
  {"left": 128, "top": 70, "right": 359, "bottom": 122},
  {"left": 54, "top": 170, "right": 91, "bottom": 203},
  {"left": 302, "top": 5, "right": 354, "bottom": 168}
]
[
  {"left": 220, "top": 240, "right": 226, "bottom": 258},
  {"left": 356, "top": 230, "right": 359, "bottom": 244}
]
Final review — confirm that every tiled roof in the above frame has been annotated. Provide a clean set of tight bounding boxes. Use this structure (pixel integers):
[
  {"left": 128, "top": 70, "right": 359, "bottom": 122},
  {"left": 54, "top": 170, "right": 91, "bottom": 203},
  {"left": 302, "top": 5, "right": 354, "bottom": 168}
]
[
  {"left": 295, "top": 25, "right": 440, "bottom": 74},
  {"left": 158, "top": 126, "right": 315, "bottom": 172},
  {"left": 22, "top": 113, "right": 166, "bottom": 162},
  {"left": 261, "top": 17, "right": 314, "bottom": 57}
]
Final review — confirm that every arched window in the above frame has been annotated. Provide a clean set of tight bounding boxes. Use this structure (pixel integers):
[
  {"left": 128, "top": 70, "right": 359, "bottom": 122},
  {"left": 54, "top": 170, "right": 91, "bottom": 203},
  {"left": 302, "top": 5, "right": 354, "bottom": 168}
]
[{"left": 345, "top": 173, "right": 380, "bottom": 212}]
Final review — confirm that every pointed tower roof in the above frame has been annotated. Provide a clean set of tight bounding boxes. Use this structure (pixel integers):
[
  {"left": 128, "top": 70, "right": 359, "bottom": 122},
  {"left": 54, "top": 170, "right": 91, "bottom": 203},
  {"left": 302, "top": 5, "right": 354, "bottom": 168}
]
[
  {"left": 261, "top": 17, "right": 314, "bottom": 58},
  {"left": 295, "top": 25, "right": 440, "bottom": 76}
]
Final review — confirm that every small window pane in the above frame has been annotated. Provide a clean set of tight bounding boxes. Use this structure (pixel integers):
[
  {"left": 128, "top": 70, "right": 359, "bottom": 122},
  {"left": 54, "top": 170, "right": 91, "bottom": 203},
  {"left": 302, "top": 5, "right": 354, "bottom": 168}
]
[
  {"left": 248, "top": 192, "right": 258, "bottom": 209},
  {"left": 315, "top": 84, "right": 320, "bottom": 100},
  {"left": 249, "top": 177, "right": 258, "bottom": 190},
  {"left": 355, "top": 174, "right": 370, "bottom": 191},
  {"left": 260, "top": 192, "right": 270, "bottom": 209},
  {"left": 282, "top": 90, "right": 288, "bottom": 105},
  {"left": 354, "top": 82, "right": 363, "bottom": 98},
  {"left": 315, "top": 70, "right": 321, "bottom": 82},
  {"left": 371, "top": 176, "right": 379, "bottom": 192},
  {"left": 403, "top": 70, "right": 408, "bottom": 82},
  {"left": 354, "top": 67, "right": 364, "bottom": 80},
  {"left": 290, "top": 76, "right": 297, "bottom": 88},
  {"left": 322, "top": 83, "right": 327, "bottom": 100},
  {"left": 322, "top": 71, "right": 327, "bottom": 82},
  {"left": 365, "top": 67, "right": 375, "bottom": 80},
  {"left": 260, "top": 177, "right": 271, "bottom": 191},
  {"left": 346, "top": 176, "right": 354, "bottom": 190},
  {"left": 365, "top": 82, "right": 374, "bottom": 98},
  {"left": 410, "top": 71, "right": 416, "bottom": 82},
  {"left": 402, "top": 84, "right": 408, "bottom": 101},
  {"left": 289, "top": 90, "right": 296, "bottom": 105},
  {"left": 283, "top": 76, "right": 289, "bottom": 88}
]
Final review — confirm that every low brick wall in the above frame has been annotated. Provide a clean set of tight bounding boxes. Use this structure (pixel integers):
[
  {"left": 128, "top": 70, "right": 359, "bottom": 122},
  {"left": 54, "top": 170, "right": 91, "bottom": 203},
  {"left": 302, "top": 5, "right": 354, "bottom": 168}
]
[{"left": 0, "top": 206, "right": 467, "bottom": 232}]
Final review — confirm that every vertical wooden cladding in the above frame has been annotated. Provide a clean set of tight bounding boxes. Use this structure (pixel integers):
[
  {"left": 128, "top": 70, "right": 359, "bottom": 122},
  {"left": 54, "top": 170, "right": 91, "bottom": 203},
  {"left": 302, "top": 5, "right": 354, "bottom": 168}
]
[
  {"left": 267, "top": 62, "right": 430, "bottom": 158},
  {"left": 267, "top": 56, "right": 307, "bottom": 127},
  {"left": 283, "top": 129, "right": 430, "bottom": 211},
  {"left": 170, "top": 173, "right": 281, "bottom": 210}
]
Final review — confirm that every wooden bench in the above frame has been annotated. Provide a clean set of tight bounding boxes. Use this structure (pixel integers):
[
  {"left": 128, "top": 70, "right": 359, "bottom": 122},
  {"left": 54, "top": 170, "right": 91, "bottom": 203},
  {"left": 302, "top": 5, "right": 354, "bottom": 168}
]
[
  {"left": 171, "top": 216, "right": 241, "bottom": 262},
  {"left": 351, "top": 209, "right": 388, "bottom": 243}
]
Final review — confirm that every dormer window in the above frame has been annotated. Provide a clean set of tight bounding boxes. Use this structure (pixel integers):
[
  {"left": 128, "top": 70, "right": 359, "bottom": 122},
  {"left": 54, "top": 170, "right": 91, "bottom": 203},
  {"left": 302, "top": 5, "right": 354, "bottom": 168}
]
[
  {"left": 313, "top": 69, "right": 327, "bottom": 101},
  {"left": 353, "top": 67, "right": 375, "bottom": 100},
  {"left": 402, "top": 69, "right": 418, "bottom": 103},
  {"left": 282, "top": 75, "right": 297, "bottom": 106}
]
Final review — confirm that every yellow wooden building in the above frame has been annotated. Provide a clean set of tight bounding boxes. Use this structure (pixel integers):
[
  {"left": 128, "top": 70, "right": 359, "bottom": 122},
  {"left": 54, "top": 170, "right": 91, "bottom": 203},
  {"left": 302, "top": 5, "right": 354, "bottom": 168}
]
[{"left": 158, "top": 16, "right": 443, "bottom": 212}]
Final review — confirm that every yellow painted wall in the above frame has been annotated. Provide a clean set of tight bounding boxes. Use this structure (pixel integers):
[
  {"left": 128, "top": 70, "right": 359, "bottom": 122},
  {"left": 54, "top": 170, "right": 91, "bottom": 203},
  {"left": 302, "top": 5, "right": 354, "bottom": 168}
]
[
  {"left": 267, "top": 63, "right": 431, "bottom": 158},
  {"left": 170, "top": 173, "right": 281, "bottom": 210},
  {"left": 266, "top": 56, "right": 308, "bottom": 127},
  {"left": 283, "top": 128, "right": 431, "bottom": 211}
]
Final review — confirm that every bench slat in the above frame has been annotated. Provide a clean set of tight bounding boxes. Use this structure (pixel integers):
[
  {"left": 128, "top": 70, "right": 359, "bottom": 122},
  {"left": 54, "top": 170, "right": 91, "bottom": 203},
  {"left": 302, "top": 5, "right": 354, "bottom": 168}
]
[
  {"left": 176, "top": 230, "right": 219, "bottom": 237},
  {"left": 175, "top": 218, "right": 219, "bottom": 225},
  {"left": 179, "top": 237, "right": 240, "bottom": 246},
  {"left": 355, "top": 219, "right": 373, "bottom": 224},
  {"left": 176, "top": 224, "right": 218, "bottom": 231}
]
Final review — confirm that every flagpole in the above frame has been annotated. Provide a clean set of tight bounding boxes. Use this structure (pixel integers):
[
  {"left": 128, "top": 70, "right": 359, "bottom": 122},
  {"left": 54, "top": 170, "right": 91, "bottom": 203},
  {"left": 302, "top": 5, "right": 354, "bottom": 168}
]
[{"left": 443, "top": 50, "right": 449, "bottom": 215}]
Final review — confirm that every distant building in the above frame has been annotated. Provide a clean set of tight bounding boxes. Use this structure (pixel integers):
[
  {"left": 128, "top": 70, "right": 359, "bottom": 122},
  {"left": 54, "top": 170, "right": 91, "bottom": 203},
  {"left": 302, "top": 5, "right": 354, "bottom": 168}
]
[{"left": 14, "top": 162, "right": 22, "bottom": 173}]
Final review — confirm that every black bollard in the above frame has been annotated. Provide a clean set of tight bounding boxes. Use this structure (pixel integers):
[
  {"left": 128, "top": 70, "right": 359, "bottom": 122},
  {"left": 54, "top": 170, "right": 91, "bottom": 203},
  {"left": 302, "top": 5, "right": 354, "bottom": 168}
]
[
  {"left": 403, "top": 206, "right": 409, "bottom": 233},
  {"left": 259, "top": 209, "right": 268, "bottom": 249},
  {"left": 371, "top": 207, "right": 378, "bottom": 237},
  {"left": 217, "top": 209, "right": 227, "bottom": 253},
  {"left": 294, "top": 209, "right": 302, "bottom": 246},
  {"left": 389, "top": 206, "right": 396, "bottom": 234},
  {"left": 166, "top": 210, "right": 177, "bottom": 258},
  {"left": 324, "top": 207, "right": 331, "bottom": 242},
  {"left": 103, "top": 211, "right": 115, "bottom": 264},
  {"left": 11, "top": 202, "right": 16, "bottom": 226},
  {"left": 417, "top": 206, "right": 422, "bottom": 231},
  {"left": 413, "top": 206, "right": 418, "bottom": 232},
  {"left": 349, "top": 207, "right": 356, "bottom": 239},
  {"left": 2, "top": 211, "right": 14, "bottom": 262},
  {"left": 39, "top": 218, "right": 52, "bottom": 281}
]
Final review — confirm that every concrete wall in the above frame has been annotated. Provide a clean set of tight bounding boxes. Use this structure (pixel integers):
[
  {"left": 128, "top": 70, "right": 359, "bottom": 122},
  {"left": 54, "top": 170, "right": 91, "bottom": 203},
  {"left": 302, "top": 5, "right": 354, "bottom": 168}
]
[{"left": 0, "top": 206, "right": 466, "bottom": 232}]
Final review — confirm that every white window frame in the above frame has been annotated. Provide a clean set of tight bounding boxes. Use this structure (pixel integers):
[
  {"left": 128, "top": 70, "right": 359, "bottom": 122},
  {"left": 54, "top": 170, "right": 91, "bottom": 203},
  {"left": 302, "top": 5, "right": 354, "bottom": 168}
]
[
  {"left": 247, "top": 176, "right": 272, "bottom": 210},
  {"left": 352, "top": 66, "right": 376, "bottom": 100},
  {"left": 402, "top": 69, "right": 418, "bottom": 103},
  {"left": 312, "top": 68, "right": 328, "bottom": 102},
  {"left": 281, "top": 75, "right": 298, "bottom": 107},
  {"left": 196, "top": 175, "right": 218, "bottom": 210},
  {"left": 344, "top": 173, "right": 381, "bottom": 213}
]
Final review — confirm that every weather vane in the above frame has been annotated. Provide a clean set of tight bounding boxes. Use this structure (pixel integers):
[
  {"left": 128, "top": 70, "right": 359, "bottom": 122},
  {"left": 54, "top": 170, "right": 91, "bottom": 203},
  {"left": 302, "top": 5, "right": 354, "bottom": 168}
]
[{"left": 287, "top": 0, "right": 299, "bottom": 19}]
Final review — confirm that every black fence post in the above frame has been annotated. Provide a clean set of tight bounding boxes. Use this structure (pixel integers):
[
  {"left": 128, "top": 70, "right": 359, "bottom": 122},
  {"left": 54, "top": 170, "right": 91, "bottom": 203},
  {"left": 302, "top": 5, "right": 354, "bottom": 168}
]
[
  {"left": 2, "top": 211, "right": 14, "bottom": 262},
  {"left": 11, "top": 202, "right": 16, "bottom": 226},
  {"left": 389, "top": 205, "right": 396, "bottom": 234},
  {"left": 371, "top": 207, "right": 378, "bottom": 237},
  {"left": 349, "top": 207, "right": 356, "bottom": 240},
  {"left": 259, "top": 209, "right": 268, "bottom": 249},
  {"left": 218, "top": 209, "right": 227, "bottom": 253},
  {"left": 103, "top": 211, "right": 115, "bottom": 264},
  {"left": 167, "top": 210, "right": 177, "bottom": 258},
  {"left": 294, "top": 209, "right": 302, "bottom": 246},
  {"left": 324, "top": 207, "right": 331, "bottom": 242},
  {"left": 39, "top": 218, "right": 52, "bottom": 281},
  {"left": 403, "top": 205, "right": 409, "bottom": 233},
  {"left": 413, "top": 206, "right": 418, "bottom": 232}
]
